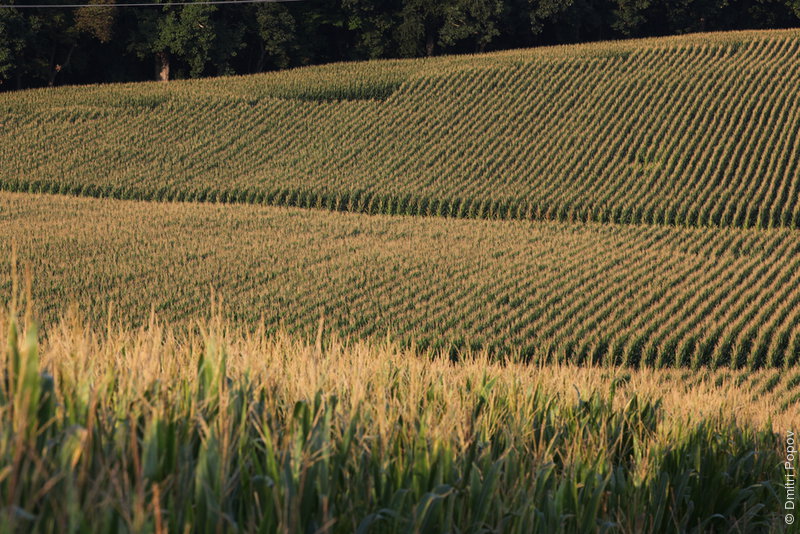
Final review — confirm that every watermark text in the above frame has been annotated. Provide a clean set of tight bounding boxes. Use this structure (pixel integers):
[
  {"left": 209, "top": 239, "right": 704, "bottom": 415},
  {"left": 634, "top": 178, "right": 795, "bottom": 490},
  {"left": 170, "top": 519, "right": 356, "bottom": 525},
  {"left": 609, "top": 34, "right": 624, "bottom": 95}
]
[{"left": 786, "top": 431, "right": 796, "bottom": 525}]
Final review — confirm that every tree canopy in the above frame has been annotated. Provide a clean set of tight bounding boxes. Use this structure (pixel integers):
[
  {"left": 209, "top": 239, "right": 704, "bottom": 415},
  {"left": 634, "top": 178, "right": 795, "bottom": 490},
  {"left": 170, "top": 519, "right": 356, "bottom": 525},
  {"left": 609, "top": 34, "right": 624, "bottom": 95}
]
[{"left": 1, "top": 0, "right": 798, "bottom": 89}]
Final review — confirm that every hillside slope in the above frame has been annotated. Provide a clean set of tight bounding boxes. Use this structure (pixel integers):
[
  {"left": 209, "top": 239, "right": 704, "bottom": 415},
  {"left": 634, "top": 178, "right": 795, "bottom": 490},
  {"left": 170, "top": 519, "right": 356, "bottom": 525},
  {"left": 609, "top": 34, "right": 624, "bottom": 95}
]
[{"left": 2, "top": 29, "right": 800, "bottom": 229}]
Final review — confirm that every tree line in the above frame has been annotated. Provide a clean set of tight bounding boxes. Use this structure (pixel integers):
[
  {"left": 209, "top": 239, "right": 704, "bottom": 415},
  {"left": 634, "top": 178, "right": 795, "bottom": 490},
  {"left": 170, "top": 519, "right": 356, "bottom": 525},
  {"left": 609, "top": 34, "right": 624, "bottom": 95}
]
[{"left": 1, "top": 0, "right": 799, "bottom": 90}]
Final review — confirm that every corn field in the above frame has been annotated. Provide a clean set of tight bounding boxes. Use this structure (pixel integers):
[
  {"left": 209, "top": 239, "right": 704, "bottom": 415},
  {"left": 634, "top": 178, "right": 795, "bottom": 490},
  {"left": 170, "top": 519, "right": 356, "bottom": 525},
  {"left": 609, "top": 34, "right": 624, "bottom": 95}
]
[
  {"left": 2, "top": 27, "right": 800, "bottom": 532},
  {"left": 3, "top": 191, "right": 800, "bottom": 372},
  {"left": 0, "top": 304, "right": 792, "bottom": 533},
  {"left": 1, "top": 30, "right": 799, "bottom": 229}
]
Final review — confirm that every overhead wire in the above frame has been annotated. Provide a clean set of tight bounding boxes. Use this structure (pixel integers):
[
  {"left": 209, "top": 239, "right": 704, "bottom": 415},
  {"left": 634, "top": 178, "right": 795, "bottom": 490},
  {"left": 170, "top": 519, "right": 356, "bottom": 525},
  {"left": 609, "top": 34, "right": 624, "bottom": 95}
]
[{"left": 0, "top": 0, "right": 297, "bottom": 8}]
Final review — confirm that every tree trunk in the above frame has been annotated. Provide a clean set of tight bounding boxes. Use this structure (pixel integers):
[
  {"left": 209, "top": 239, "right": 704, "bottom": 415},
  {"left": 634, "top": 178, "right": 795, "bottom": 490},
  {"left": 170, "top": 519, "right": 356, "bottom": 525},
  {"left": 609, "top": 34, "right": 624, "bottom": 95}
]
[
  {"left": 255, "top": 43, "right": 266, "bottom": 73},
  {"left": 426, "top": 32, "right": 435, "bottom": 56},
  {"left": 48, "top": 44, "right": 76, "bottom": 87},
  {"left": 47, "top": 45, "right": 57, "bottom": 87},
  {"left": 155, "top": 50, "right": 170, "bottom": 82}
]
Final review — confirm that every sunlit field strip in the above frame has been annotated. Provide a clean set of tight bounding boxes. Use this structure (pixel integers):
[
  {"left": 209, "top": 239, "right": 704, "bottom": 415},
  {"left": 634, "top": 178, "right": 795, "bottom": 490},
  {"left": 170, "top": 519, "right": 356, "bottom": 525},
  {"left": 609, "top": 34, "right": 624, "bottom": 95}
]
[{"left": 3, "top": 191, "right": 800, "bottom": 370}]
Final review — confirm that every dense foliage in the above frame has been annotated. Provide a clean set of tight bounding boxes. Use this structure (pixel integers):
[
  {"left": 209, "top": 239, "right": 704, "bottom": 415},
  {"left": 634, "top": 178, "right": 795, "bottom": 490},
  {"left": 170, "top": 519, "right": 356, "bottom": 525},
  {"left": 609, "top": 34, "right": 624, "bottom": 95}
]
[
  {"left": 2, "top": 30, "right": 800, "bottom": 230},
  {"left": 4, "top": 191, "right": 800, "bottom": 372},
  {"left": 0, "top": 307, "right": 791, "bottom": 532},
  {"left": 1, "top": 0, "right": 799, "bottom": 90}
]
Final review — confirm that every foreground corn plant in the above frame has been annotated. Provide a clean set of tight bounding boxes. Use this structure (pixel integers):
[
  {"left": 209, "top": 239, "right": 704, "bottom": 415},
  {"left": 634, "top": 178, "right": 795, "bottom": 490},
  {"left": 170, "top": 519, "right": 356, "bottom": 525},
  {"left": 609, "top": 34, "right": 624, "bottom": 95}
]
[{"left": 0, "top": 307, "right": 789, "bottom": 533}]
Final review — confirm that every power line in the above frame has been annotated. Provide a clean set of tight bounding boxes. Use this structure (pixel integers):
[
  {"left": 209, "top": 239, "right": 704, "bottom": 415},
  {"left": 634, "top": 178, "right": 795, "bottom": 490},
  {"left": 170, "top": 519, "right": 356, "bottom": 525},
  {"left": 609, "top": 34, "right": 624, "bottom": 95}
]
[{"left": 0, "top": 0, "right": 298, "bottom": 7}]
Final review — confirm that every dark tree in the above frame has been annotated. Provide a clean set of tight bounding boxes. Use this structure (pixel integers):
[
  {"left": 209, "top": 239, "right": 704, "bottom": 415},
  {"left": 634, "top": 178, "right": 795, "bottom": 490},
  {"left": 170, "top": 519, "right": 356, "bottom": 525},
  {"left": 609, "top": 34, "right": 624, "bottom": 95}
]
[{"left": 1, "top": 0, "right": 798, "bottom": 91}]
